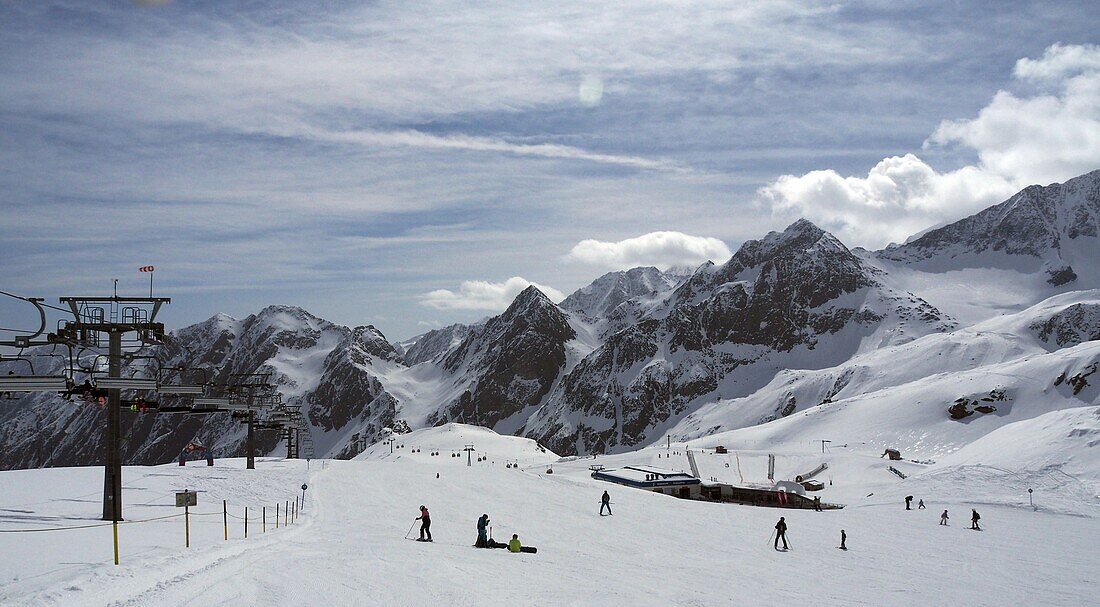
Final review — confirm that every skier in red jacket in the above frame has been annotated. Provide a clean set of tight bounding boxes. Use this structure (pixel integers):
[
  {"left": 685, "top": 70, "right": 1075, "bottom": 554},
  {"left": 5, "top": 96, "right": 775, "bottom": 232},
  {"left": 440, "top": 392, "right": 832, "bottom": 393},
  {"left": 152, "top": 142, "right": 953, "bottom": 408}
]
[{"left": 416, "top": 505, "right": 432, "bottom": 541}]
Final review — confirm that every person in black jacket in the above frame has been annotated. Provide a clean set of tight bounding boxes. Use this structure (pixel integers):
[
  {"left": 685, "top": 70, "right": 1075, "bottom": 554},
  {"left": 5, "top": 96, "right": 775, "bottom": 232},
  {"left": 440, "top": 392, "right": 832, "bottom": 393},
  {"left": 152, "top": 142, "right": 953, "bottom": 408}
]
[
  {"left": 774, "top": 517, "right": 788, "bottom": 550},
  {"left": 600, "top": 491, "right": 612, "bottom": 516},
  {"left": 971, "top": 509, "right": 981, "bottom": 530},
  {"left": 476, "top": 513, "right": 490, "bottom": 547}
]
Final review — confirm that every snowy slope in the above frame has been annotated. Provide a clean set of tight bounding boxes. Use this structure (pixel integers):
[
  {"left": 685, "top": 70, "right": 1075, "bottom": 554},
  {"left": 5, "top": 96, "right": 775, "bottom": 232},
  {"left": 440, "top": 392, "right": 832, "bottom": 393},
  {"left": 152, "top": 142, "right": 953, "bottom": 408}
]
[
  {"left": 356, "top": 423, "right": 559, "bottom": 466},
  {"left": 1, "top": 446, "right": 1097, "bottom": 606},
  {"left": 672, "top": 291, "right": 1100, "bottom": 460}
]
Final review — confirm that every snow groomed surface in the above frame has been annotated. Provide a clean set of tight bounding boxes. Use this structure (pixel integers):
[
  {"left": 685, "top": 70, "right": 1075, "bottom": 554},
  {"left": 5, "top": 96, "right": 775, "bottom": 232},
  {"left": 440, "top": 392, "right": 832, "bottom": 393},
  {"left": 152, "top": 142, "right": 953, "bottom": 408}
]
[{"left": 1, "top": 424, "right": 1097, "bottom": 606}]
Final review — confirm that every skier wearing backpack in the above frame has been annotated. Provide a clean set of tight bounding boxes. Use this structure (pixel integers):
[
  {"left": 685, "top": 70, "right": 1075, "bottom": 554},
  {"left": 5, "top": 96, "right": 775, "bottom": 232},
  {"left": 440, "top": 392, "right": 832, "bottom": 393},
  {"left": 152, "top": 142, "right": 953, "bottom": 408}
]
[
  {"left": 971, "top": 509, "right": 981, "bottom": 530},
  {"left": 940, "top": 510, "right": 949, "bottom": 526},
  {"left": 476, "top": 513, "right": 490, "bottom": 547},
  {"left": 600, "top": 491, "right": 612, "bottom": 516},
  {"left": 416, "top": 505, "right": 432, "bottom": 541},
  {"left": 905, "top": 495, "right": 913, "bottom": 510},
  {"left": 774, "top": 517, "right": 788, "bottom": 550}
]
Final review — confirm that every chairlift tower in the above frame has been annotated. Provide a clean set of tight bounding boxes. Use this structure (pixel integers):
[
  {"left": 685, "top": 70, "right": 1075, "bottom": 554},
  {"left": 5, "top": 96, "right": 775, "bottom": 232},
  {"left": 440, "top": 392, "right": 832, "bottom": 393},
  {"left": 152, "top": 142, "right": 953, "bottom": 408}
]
[{"left": 59, "top": 295, "right": 170, "bottom": 522}]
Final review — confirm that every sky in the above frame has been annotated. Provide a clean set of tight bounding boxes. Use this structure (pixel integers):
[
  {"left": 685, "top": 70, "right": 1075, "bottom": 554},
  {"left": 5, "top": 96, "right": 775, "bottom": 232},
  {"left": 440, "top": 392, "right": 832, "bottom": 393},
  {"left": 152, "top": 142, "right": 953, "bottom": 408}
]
[{"left": 1, "top": 0, "right": 1098, "bottom": 341}]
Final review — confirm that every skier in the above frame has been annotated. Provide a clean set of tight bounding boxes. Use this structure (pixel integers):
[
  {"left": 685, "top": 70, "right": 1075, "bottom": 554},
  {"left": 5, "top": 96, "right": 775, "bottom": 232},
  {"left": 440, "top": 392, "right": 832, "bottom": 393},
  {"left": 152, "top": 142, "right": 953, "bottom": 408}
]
[
  {"left": 508, "top": 533, "right": 522, "bottom": 553},
  {"left": 774, "top": 517, "right": 788, "bottom": 550},
  {"left": 918, "top": 499, "right": 926, "bottom": 510},
  {"left": 476, "top": 513, "right": 490, "bottom": 548},
  {"left": 839, "top": 529, "right": 847, "bottom": 550},
  {"left": 905, "top": 495, "right": 913, "bottom": 510},
  {"left": 940, "top": 510, "right": 949, "bottom": 526},
  {"left": 813, "top": 496, "right": 822, "bottom": 512},
  {"left": 600, "top": 490, "right": 612, "bottom": 516},
  {"left": 416, "top": 505, "right": 432, "bottom": 541},
  {"left": 971, "top": 509, "right": 981, "bottom": 530}
]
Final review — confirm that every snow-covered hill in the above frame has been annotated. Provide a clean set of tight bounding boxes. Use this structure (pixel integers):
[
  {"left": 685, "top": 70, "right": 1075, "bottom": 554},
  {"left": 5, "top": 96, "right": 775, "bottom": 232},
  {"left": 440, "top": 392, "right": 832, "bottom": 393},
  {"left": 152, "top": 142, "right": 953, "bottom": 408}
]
[
  {"left": 671, "top": 291, "right": 1100, "bottom": 492},
  {"left": 1, "top": 439, "right": 1096, "bottom": 606}
]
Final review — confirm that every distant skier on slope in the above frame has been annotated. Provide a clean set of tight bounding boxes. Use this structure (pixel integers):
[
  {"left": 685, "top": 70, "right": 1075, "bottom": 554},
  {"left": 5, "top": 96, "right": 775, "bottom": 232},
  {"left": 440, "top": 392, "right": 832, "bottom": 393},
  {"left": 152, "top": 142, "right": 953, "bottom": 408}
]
[
  {"left": 601, "top": 491, "right": 612, "bottom": 516},
  {"left": 476, "top": 513, "right": 490, "bottom": 547},
  {"left": 940, "top": 510, "right": 949, "bottom": 526},
  {"left": 905, "top": 495, "right": 913, "bottom": 510},
  {"left": 508, "top": 533, "right": 522, "bottom": 553},
  {"left": 918, "top": 499, "right": 926, "bottom": 510},
  {"left": 971, "top": 509, "right": 981, "bottom": 530},
  {"left": 774, "top": 517, "right": 789, "bottom": 550},
  {"left": 839, "top": 529, "right": 847, "bottom": 550},
  {"left": 416, "top": 505, "right": 432, "bottom": 541}
]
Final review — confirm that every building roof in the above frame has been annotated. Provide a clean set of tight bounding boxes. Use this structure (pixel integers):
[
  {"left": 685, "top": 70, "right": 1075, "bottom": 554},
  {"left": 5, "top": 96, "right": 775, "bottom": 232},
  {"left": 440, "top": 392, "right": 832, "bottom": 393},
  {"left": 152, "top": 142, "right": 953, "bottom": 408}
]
[{"left": 591, "top": 465, "right": 700, "bottom": 489}]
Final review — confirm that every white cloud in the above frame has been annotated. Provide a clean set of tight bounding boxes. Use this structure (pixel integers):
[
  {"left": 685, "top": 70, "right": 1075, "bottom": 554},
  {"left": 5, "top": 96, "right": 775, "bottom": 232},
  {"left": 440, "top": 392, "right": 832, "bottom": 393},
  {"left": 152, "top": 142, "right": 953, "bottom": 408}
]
[
  {"left": 420, "top": 277, "right": 565, "bottom": 311},
  {"left": 929, "top": 43, "right": 1100, "bottom": 186},
  {"left": 760, "top": 154, "right": 1015, "bottom": 247},
  {"left": 567, "top": 231, "right": 732, "bottom": 270},
  {"left": 760, "top": 43, "right": 1100, "bottom": 248},
  {"left": 301, "top": 126, "right": 683, "bottom": 172}
]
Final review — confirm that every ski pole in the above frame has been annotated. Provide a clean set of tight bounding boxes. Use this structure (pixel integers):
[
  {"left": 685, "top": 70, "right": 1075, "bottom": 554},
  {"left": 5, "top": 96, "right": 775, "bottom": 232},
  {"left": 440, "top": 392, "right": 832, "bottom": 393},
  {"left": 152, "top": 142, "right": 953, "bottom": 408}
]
[
  {"left": 768, "top": 530, "right": 775, "bottom": 546},
  {"left": 405, "top": 520, "right": 417, "bottom": 539}
]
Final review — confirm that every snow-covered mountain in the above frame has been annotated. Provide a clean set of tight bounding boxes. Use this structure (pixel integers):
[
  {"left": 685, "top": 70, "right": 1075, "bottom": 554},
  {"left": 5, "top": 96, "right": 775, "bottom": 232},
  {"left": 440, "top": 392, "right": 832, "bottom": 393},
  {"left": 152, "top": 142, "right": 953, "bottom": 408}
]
[
  {"left": 0, "top": 305, "right": 405, "bottom": 469},
  {"left": 559, "top": 266, "right": 685, "bottom": 322},
  {"left": 523, "top": 219, "right": 955, "bottom": 454},
  {"left": 870, "top": 170, "right": 1100, "bottom": 324},
  {"left": 3, "top": 170, "right": 1100, "bottom": 469}
]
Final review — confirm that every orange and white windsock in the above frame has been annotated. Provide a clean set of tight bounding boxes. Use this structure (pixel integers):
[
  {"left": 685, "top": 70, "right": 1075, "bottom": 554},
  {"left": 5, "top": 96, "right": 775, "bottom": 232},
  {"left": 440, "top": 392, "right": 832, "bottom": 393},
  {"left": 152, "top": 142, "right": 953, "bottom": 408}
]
[{"left": 139, "top": 265, "right": 155, "bottom": 272}]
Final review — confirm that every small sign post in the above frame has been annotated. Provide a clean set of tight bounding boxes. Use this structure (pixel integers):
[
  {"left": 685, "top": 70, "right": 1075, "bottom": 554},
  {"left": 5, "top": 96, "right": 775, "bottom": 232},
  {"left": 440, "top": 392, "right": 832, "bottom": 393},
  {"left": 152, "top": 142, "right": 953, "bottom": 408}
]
[{"left": 176, "top": 490, "right": 197, "bottom": 547}]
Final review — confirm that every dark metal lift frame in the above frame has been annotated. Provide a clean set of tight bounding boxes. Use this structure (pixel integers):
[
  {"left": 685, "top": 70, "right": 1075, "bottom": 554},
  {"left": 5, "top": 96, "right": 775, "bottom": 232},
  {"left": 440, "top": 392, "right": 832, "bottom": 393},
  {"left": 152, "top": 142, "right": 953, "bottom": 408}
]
[{"left": 60, "top": 296, "right": 170, "bottom": 522}]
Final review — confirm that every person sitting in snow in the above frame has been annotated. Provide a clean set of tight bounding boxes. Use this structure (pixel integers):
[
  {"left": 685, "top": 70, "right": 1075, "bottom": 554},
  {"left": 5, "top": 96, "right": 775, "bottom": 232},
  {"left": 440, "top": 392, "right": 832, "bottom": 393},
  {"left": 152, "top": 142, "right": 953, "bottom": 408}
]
[
  {"left": 476, "top": 513, "right": 490, "bottom": 547},
  {"left": 508, "top": 533, "right": 522, "bottom": 553},
  {"left": 940, "top": 510, "right": 949, "bottom": 526},
  {"left": 918, "top": 499, "right": 926, "bottom": 509},
  {"left": 971, "top": 509, "right": 981, "bottom": 530}
]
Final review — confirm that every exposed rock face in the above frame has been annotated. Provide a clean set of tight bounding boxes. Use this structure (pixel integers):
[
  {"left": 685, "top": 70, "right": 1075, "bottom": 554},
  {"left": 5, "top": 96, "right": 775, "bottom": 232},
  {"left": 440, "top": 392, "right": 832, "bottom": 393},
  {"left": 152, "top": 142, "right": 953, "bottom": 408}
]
[
  {"left": 523, "top": 220, "right": 953, "bottom": 455},
  {"left": 1030, "top": 303, "right": 1100, "bottom": 348},
  {"left": 948, "top": 389, "right": 1010, "bottom": 420},
  {"left": 428, "top": 286, "right": 576, "bottom": 431}
]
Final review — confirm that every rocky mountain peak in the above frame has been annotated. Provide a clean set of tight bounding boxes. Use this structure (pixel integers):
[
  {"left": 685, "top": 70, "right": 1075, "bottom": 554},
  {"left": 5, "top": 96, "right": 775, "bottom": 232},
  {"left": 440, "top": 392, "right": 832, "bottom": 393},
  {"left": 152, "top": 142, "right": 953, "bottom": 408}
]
[
  {"left": 560, "top": 266, "right": 683, "bottom": 322},
  {"left": 351, "top": 325, "right": 403, "bottom": 363},
  {"left": 877, "top": 169, "right": 1100, "bottom": 285}
]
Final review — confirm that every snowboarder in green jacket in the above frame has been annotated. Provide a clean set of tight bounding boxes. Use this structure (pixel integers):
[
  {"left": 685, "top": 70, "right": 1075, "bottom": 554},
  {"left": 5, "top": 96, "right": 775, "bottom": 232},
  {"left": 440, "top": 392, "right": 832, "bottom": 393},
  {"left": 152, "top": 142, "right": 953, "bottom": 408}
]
[{"left": 508, "top": 534, "right": 522, "bottom": 553}]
